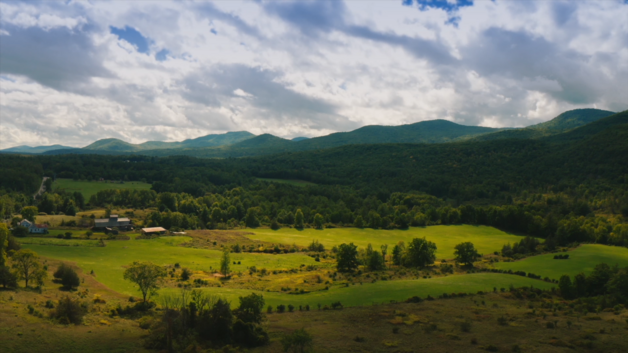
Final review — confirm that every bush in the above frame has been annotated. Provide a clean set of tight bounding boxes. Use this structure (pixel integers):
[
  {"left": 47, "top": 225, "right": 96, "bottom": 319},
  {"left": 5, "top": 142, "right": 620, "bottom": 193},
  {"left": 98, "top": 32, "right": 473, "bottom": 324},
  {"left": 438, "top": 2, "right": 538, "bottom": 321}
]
[
  {"left": 0, "top": 266, "right": 18, "bottom": 288},
  {"left": 281, "top": 328, "right": 313, "bottom": 353},
  {"left": 64, "top": 232, "right": 72, "bottom": 239},
  {"left": 51, "top": 296, "right": 86, "bottom": 325},
  {"left": 460, "top": 320, "right": 472, "bottom": 332},
  {"left": 232, "top": 319, "right": 269, "bottom": 347},
  {"left": 54, "top": 263, "right": 80, "bottom": 289},
  {"left": 180, "top": 268, "right": 191, "bottom": 281},
  {"left": 277, "top": 304, "right": 286, "bottom": 313}
]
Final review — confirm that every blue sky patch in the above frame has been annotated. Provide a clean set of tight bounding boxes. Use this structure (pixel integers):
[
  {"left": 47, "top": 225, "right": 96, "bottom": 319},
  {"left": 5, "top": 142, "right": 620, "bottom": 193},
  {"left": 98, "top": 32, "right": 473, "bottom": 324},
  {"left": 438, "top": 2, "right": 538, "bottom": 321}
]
[
  {"left": 155, "top": 49, "right": 169, "bottom": 62},
  {"left": 404, "top": 0, "right": 474, "bottom": 12},
  {"left": 211, "top": 28, "right": 218, "bottom": 35},
  {"left": 110, "top": 26, "right": 150, "bottom": 53}
]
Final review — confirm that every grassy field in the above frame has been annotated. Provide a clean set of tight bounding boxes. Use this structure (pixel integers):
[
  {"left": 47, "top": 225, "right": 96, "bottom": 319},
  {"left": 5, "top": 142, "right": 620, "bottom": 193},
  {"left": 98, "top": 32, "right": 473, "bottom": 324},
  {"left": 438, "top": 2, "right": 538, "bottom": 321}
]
[
  {"left": 249, "top": 225, "right": 526, "bottom": 259},
  {"left": 22, "top": 233, "right": 555, "bottom": 308},
  {"left": 494, "top": 244, "right": 628, "bottom": 279},
  {"left": 159, "top": 273, "right": 554, "bottom": 308},
  {"left": 23, "top": 236, "right": 324, "bottom": 297},
  {"left": 53, "top": 178, "right": 152, "bottom": 199},
  {"left": 257, "top": 178, "right": 317, "bottom": 187}
]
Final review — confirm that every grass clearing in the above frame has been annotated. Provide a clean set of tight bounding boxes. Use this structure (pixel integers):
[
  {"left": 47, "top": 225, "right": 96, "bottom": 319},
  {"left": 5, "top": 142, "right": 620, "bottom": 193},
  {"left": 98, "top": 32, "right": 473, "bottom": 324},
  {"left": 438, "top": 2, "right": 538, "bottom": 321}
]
[
  {"left": 494, "top": 244, "right": 628, "bottom": 279},
  {"left": 17, "top": 237, "right": 101, "bottom": 247},
  {"left": 53, "top": 178, "right": 152, "bottom": 199},
  {"left": 160, "top": 273, "right": 554, "bottom": 308},
  {"left": 249, "top": 225, "right": 526, "bottom": 259},
  {"left": 23, "top": 236, "right": 323, "bottom": 298}
]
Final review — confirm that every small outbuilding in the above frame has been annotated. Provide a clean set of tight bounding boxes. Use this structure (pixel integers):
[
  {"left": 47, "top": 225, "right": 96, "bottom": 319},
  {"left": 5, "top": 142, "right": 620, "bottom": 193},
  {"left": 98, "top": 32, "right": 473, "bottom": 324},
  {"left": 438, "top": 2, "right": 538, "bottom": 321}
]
[{"left": 141, "top": 227, "right": 167, "bottom": 236}]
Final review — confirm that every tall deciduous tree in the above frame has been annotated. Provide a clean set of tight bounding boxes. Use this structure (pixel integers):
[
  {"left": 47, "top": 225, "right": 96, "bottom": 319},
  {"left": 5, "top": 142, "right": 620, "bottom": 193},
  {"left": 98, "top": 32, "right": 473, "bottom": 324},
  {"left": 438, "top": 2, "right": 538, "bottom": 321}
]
[
  {"left": 405, "top": 237, "right": 437, "bottom": 268},
  {"left": 336, "top": 243, "right": 359, "bottom": 273},
  {"left": 21, "top": 206, "right": 38, "bottom": 222},
  {"left": 313, "top": 213, "right": 324, "bottom": 229},
  {"left": 123, "top": 261, "right": 166, "bottom": 303},
  {"left": 454, "top": 242, "right": 480, "bottom": 267},
  {"left": 11, "top": 249, "right": 47, "bottom": 287}
]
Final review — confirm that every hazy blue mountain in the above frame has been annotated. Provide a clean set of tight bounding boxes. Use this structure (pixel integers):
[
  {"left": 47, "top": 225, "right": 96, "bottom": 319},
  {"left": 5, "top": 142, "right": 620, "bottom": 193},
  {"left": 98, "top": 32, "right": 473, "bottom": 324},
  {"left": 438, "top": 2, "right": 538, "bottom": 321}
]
[
  {"left": 0, "top": 144, "right": 74, "bottom": 154},
  {"left": 472, "top": 109, "right": 615, "bottom": 141},
  {"left": 291, "top": 137, "right": 309, "bottom": 142},
  {"left": 81, "top": 131, "right": 255, "bottom": 152}
]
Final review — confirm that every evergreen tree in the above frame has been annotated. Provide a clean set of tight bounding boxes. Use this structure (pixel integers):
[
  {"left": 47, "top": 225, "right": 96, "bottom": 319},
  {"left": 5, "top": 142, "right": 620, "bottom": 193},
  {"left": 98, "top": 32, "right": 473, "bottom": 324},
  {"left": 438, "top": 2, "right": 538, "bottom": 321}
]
[{"left": 336, "top": 243, "right": 359, "bottom": 273}]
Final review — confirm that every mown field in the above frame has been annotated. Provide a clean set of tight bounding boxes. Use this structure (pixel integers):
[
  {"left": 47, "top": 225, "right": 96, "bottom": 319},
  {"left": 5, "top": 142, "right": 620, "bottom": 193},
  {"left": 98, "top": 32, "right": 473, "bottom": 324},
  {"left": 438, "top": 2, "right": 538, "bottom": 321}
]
[
  {"left": 494, "top": 244, "right": 628, "bottom": 279},
  {"left": 249, "top": 225, "right": 526, "bottom": 259},
  {"left": 53, "top": 178, "right": 152, "bottom": 199}
]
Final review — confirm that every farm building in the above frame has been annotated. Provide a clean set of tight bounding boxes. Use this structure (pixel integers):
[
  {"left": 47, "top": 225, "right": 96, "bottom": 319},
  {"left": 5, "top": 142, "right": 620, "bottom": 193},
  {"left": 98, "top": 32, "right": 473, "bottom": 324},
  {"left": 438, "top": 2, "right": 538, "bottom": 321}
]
[
  {"left": 93, "top": 215, "right": 133, "bottom": 231},
  {"left": 18, "top": 219, "right": 49, "bottom": 234},
  {"left": 141, "top": 227, "right": 167, "bottom": 236}
]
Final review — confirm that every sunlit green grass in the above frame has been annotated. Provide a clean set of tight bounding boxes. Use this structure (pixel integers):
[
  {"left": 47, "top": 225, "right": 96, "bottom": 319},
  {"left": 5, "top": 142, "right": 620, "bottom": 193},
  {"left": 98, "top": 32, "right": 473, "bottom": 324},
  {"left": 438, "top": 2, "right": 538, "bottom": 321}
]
[
  {"left": 53, "top": 178, "right": 152, "bottom": 199},
  {"left": 23, "top": 236, "right": 323, "bottom": 297},
  {"left": 159, "top": 273, "right": 554, "bottom": 307},
  {"left": 494, "top": 244, "right": 628, "bottom": 279},
  {"left": 249, "top": 225, "right": 527, "bottom": 259}
]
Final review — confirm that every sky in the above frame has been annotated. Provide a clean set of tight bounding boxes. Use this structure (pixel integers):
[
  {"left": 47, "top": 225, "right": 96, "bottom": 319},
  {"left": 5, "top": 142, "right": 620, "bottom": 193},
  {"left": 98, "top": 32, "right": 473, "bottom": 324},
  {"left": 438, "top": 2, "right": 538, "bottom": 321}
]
[{"left": 1, "top": 0, "right": 627, "bottom": 149}]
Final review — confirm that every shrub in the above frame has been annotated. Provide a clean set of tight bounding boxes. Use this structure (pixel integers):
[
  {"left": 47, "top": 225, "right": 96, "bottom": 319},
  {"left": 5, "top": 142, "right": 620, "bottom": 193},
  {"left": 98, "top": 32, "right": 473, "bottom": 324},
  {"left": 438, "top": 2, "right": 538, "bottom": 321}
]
[
  {"left": 51, "top": 296, "right": 86, "bottom": 325},
  {"left": 0, "top": 266, "right": 18, "bottom": 288},
  {"left": 354, "top": 336, "right": 366, "bottom": 342},
  {"left": 277, "top": 304, "right": 286, "bottom": 313},
  {"left": 54, "top": 263, "right": 80, "bottom": 289},
  {"left": 267, "top": 305, "right": 273, "bottom": 314},
  {"left": 460, "top": 320, "right": 472, "bottom": 332},
  {"left": 331, "top": 301, "right": 343, "bottom": 310},
  {"left": 180, "top": 268, "right": 191, "bottom": 281},
  {"left": 64, "top": 232, "right": 72, "bottom": 239},
  {"left": 288, "top": 304, "right": 295, "bottom": 312},
  {"left": 497, "top": 316, "right": 508, "bottom": 326},
  {"left": 281, "top": 328, "right": 314, "bottom": 353},
  {"left": 232, "top": 319, "right": 269, "bottom": 347}
]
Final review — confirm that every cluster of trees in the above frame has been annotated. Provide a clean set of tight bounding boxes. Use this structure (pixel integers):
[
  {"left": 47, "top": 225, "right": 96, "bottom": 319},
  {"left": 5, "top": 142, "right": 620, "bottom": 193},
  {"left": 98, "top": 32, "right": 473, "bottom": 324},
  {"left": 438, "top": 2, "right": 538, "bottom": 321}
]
[
  {"left": 559, "top": 263, "right": 628, "bottom": 305},
  {"left": 335, "top": 238, "right": 439, "bottom": 272},
  {"left": 145, "top": 291, "right": 269, "bottom": 351}
]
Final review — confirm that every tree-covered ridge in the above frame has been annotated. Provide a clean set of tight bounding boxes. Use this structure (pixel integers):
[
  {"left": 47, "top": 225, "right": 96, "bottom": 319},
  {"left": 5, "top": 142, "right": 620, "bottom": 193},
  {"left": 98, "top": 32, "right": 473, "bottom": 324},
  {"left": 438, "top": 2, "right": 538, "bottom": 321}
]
[{"left": 471, "top": 108, "right": 616, "bottom": 142}]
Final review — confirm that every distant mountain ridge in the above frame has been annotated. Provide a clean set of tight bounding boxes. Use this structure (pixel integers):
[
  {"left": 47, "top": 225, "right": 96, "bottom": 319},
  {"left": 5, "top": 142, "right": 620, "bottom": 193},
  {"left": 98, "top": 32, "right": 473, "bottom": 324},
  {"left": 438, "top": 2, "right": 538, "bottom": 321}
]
[
  {"left": 82, "top": 131, "right": 255, "bottom": 152},
  {"left": 18, "top": 108, "right": 620, "bottom": 158},
  {"left": 471, "top": 109, "right": 615, "bottom": 141},
  {"left": 0, "top": 144, "right": 73, "bottom": 154}
]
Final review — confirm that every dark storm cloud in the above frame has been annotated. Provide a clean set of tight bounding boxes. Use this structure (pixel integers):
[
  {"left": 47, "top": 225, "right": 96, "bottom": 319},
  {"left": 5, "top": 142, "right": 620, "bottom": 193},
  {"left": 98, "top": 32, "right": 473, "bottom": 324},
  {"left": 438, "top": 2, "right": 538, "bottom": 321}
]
[{"left": 0, "top": 24, "right": 113, "bottom": 91}]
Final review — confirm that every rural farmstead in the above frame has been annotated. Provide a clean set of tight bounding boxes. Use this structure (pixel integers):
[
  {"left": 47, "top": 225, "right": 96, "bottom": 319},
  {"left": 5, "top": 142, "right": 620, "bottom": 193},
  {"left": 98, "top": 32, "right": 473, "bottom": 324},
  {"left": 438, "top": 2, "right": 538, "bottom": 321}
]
[{"left": 93, "top": 214, "right": 132, "bottom": 231}]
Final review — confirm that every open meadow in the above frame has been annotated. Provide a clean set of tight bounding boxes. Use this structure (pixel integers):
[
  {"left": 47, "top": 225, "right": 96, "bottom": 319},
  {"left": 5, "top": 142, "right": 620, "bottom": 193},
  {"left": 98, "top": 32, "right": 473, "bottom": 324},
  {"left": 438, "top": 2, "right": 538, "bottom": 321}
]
[
  {"left": 494, "top": 244, "right": 628, "bottom": 279},
  {"left": 19, "top": 225, "right": 560, "bottom": 308},
  {"left": 53, "top": 179, "right": 152, "bottom": 199},
  {"left": 249, "top": 225, "right": 526, "bottom": 259}
]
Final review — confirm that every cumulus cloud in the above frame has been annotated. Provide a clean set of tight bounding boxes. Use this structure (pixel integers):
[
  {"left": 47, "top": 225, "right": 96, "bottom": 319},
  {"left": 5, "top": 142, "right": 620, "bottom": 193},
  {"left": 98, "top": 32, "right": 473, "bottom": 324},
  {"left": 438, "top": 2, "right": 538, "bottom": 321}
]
[{"left": 0, "top": 0, "right": 627, "bottom": 149}]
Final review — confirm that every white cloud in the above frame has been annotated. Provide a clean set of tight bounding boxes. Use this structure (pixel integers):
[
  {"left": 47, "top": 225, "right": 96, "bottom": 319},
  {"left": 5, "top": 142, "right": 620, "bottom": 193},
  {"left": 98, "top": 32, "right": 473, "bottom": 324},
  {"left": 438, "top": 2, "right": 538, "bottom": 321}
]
[{"left": 0, "top": 0, "right": 627, "bottom": 149}]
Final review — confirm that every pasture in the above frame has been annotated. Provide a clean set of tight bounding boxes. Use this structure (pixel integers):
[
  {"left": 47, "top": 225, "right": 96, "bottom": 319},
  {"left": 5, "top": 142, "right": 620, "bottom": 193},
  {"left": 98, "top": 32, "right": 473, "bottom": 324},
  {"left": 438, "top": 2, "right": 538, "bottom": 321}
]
[
  {"left": 160, "top": 273, "right": 554, "bottom": 308},
  {"left": 23, "top": 236, "right": 325, "bottom": 297},
  {"left": 53, "top": 178, "right": 152, "bottom": 199},
  {"left": 249, "top": 225, "right": 526, "bottom": 259},
  {"left": 494, "top": 244, "right": 628, "bottom": 279},
  {"left": 21, "top": 230, "right": 555, "bottom": 308}
]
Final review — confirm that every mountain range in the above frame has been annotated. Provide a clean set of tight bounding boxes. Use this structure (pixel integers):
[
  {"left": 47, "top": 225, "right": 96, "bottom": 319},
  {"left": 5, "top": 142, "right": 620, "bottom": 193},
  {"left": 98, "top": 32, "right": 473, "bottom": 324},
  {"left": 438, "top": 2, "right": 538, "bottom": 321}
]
[{"left": 0, "top": 108, "right": 618, "bottom": 158}]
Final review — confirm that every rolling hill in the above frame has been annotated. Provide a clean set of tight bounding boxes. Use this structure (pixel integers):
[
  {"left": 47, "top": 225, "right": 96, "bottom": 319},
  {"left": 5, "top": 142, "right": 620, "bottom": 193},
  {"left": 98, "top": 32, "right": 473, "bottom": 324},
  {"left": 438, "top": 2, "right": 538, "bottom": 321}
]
[
  {"left": 0, "top": 144, "right": 73, "bottom": 154},
  {"left": 81, "top": 131, "right": 255, "bottom": 153},
  {"left": 472, "top": 108, "right": 615, "bottom": 141}
]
